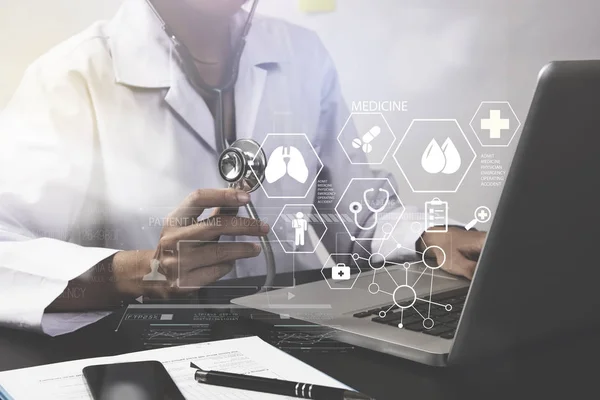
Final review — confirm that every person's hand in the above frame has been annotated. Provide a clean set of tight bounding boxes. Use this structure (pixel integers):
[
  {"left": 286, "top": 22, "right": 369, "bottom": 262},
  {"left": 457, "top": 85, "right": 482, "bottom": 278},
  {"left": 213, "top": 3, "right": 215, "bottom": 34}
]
[
  {"left": 417, "top": 227, "right": 486, "bottom": 280},
  {"left": 112, "top": 189, "right": 269, "bottom": 298}
]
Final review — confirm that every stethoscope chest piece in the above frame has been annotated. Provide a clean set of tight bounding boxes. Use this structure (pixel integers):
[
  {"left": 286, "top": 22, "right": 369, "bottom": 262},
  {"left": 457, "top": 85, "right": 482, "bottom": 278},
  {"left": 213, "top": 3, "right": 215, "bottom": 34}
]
[{"left": 218, "top": 139, "right": 266, "bottom": 193}]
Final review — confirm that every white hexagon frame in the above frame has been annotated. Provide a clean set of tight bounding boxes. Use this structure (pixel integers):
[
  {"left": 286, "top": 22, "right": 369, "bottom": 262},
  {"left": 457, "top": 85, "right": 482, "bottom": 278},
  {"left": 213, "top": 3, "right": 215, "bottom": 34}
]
[
  {"left": 337, "top": 112, "right": 397, "bottom": 165},
  {"left": 320, "top": 253, "right": 361, "bottom": 290},
  {"left": 393, "top": 119, "right": 477, "bottom": 194},
  {"left": 334, "top": 178, "right": 405, "bottom": 242},
  {"left": 272, "top": 204, "right": 328, "bottom": 254},
  {"left": 251, "top": 133, "right": 324, "bottom": 199},
  {"left": 469, "top": 101, "right": 522, "bottom": 148}
]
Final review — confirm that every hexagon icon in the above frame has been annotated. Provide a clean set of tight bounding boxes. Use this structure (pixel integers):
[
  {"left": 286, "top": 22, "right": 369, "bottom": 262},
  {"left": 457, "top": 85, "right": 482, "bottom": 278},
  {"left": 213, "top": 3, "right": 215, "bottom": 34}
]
[
  {"left": 251, "top": 133, "right": 323, "bottom": 199},
  {"left": 320, "top": 253, "right": 361, "bottom": 290},
  {"left": 272, "top": 204, "right": 327, "bottom": 254},
  {"left": 337, "top": 112, "right": 396, "bottom": 165},
  {"left": 335, "top": 178, "right": 405, "bottom": 242},
  {"left": 470, "top": 101, "right": 521, "bottom": 147},
  {"left": 393, "top": 119, "right": 476, "bottom": 193}
]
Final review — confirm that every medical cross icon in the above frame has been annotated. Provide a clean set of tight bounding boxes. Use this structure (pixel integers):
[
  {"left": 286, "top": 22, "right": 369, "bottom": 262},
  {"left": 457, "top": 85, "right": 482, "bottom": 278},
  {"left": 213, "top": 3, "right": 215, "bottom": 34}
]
[
  {"left": 478, "top": 208, "right": 489, "bottom": 221},
  {"left": 481, "top": 110, "right": 510, "bottom": 139}
]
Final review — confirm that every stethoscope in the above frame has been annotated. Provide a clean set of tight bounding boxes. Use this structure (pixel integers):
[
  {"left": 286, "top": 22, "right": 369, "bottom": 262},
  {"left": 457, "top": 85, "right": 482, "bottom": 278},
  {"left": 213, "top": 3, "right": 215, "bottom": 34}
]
[
  {"left": 349, "top": 188, "right": 390, "bottom": 231},
  {"left": 147, "top": 0, "right": 275, "bottom": 290}
]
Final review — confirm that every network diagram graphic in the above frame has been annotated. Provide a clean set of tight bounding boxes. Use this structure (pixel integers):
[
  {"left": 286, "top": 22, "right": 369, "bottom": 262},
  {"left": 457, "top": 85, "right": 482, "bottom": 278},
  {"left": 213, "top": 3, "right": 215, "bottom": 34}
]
[
  {"left": 246, "top": 102, "right": 512, "bottom": 332},
  {"left": 346, "top": 231, "right": 454, "bottom": 331}
]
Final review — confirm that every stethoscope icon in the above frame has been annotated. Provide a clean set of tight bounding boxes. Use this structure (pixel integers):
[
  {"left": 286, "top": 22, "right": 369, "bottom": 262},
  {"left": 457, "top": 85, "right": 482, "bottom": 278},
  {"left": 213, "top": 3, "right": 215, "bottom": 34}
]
[{"left": 349, "top": 188, "right": 390, "bottom": 231}]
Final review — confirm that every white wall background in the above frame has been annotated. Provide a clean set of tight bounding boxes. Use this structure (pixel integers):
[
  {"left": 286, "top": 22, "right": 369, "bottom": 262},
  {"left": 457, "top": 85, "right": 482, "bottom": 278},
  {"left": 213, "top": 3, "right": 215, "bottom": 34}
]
[{"left": 1, "top": 0, "right": 599, "bottom": 223}]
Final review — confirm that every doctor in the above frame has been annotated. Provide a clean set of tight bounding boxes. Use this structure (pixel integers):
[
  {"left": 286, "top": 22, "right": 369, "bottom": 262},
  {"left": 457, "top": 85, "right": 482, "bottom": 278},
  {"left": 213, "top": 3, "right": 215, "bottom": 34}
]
[{"left": 0, "top": 0, "right": 485, "bottom": 334}]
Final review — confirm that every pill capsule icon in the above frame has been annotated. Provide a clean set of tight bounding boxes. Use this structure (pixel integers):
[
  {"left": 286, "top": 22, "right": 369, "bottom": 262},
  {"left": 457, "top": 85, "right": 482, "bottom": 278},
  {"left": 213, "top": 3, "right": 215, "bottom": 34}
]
[{"left": 352, "top": 126, "right": 381, "bottom": 154}]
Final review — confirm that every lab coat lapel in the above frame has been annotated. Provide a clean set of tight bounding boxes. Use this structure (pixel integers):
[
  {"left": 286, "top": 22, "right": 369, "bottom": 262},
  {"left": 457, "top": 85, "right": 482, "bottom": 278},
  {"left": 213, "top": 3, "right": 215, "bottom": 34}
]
[
  {"left": 235, "top": 65, "right": 268, "bottom": 140},
  {"left": 164, "top": 74, "right": 217, "bottom": 152},
  {"left": 109, "top": 3, "right": 288, "bottom": 152},
  {"left": 233, "top": 10, "right": 285, "bottom": 141},
  {"left": 164, "top": 63, "right": 269, "bottom": 153},
  {"left": 107, "top": 0, "right": 218, "bottom": 151},
  {"left": 163, "top": 39, "right": 275, "bottom": 153}
]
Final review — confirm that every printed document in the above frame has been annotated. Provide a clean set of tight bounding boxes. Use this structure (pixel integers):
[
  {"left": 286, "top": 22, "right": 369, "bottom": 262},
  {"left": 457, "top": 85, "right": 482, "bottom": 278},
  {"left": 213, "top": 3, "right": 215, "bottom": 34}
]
[{"left": 0, "top": 336, "right": 348, "bottom": 399}]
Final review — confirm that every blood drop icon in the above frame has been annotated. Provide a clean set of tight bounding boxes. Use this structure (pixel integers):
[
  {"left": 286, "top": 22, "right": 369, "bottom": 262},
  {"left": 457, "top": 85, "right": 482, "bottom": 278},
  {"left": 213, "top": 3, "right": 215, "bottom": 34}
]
[{"left": 421, "top": 138, "right": 462, "bottom": 175}]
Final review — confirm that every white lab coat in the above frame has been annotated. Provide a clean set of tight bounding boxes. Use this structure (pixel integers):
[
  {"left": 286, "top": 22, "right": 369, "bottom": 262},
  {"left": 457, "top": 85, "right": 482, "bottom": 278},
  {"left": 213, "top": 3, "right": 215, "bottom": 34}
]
[{"left": 0, "top": 0, "right": 420, "bottom": 335}]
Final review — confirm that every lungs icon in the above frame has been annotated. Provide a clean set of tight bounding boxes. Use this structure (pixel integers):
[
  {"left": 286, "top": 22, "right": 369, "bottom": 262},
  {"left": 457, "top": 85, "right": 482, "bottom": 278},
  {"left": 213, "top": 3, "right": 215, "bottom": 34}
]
[{"left": 265, "top": 146, "right": 309, "bottom": 184}]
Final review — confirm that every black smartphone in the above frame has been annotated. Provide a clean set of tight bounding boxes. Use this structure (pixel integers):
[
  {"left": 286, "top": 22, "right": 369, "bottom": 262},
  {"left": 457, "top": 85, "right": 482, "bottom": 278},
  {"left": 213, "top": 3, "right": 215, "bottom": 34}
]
[{"left": 83, "top": 360, "right": 185, "bottom": 400}]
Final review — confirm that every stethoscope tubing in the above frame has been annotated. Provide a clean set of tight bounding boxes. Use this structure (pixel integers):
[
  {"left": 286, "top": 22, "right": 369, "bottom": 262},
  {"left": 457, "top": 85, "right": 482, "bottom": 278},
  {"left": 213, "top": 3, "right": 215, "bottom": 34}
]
[
  {"left": 146, "top": 0, "right": 275, "bottom": 290},
  {"left": 349, "top": 188, "right": 390, "bottom": 231},
  {"left": 363, "top": 188, "right": 389, "bottom": 214}
]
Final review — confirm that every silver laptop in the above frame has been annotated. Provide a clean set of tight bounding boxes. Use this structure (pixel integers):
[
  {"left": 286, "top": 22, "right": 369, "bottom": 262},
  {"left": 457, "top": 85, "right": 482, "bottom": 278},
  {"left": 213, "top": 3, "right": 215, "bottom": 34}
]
[{"left": 233, "top": 61, "right": 600, "bottom": 366}]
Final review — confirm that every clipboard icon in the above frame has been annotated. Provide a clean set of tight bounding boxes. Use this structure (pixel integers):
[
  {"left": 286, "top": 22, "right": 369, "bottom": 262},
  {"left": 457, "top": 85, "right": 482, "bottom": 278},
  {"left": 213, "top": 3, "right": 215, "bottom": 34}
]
[{"left": 425, "top": 198, "right": 448, "bottom": 232}]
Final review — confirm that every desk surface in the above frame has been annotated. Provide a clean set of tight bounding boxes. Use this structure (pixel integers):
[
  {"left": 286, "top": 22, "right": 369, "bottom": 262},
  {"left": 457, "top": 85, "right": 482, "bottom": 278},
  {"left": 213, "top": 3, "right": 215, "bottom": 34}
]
[{"left": 1, "top": 272, "right": 598, "bottom": 400}]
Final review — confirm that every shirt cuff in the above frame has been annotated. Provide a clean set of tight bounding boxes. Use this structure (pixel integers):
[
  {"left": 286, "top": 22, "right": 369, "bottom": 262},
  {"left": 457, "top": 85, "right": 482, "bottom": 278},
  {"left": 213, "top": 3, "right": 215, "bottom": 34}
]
[
  {"left": 41, "top": 312, "right": 112, "bottom": 337},
  {"left": 0, "top": 238, "right": 119, "bottom": 333}
]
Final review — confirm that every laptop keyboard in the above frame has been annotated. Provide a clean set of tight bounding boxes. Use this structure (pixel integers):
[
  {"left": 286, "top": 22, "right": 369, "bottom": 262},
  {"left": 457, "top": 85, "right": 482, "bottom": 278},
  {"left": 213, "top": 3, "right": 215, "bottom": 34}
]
[{"left": 352, "top": 288, "right": 468, "bottom": 340}]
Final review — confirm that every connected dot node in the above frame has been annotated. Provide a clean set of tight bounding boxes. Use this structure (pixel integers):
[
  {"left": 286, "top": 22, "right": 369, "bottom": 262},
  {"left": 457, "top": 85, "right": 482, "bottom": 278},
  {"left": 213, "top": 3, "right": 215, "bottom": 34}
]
[
  {"left": 359, "top": 236, "right": 451, "bottom": 334},
  {"left": 368, "top": 283, "right": 380, "bottom": 294},
  {"left": 368, "top": 253, "right": 386, "bottom": 270},
  {"left": 393, "top": 285, "right": 417, "bottom": 309},
  {"left": 422, "top": 245, "right": 446, "bottom": 270},
  {"left": 423, "top": 318, "right": 434, "bottom": 330},
  {"left": 382, "top": 223, "right": 393, "bottom": 235},
  {"left": 350, "top": 236, "right": 356, "bottom": 241},
  {"left": 411, "top": 222, "right": 422, "bottom": 233}
]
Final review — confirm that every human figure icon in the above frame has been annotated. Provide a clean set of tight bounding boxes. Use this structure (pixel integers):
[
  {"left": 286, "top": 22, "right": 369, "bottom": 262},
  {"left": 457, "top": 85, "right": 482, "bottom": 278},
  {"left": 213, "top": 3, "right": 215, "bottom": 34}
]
[
  {"left": 143, "top": 259, "right": 167, "bottom": 281},
  {"left": 291, "top": 212, "right": 308, "bottom": 247}
]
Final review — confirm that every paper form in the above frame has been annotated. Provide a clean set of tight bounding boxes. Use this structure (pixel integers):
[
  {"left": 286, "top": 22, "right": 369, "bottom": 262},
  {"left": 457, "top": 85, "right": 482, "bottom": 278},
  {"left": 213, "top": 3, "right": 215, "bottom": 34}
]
[{"left": 0, "top": 336, "right": 348, "bottom": 399}]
